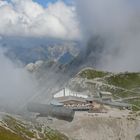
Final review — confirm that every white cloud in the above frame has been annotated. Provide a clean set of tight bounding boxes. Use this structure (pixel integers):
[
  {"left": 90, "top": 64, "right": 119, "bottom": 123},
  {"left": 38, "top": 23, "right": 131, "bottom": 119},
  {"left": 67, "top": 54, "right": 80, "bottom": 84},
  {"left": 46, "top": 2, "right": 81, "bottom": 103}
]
[{"left": 0, "top": 0, "right": 80, "bottom": 40}]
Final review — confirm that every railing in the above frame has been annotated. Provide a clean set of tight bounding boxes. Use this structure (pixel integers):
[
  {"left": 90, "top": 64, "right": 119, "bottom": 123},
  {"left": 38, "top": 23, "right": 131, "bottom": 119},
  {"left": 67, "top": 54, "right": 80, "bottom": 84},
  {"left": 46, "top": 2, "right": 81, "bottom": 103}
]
[{"left": 64, "top": 104, "right": 92, "bottom": 111}]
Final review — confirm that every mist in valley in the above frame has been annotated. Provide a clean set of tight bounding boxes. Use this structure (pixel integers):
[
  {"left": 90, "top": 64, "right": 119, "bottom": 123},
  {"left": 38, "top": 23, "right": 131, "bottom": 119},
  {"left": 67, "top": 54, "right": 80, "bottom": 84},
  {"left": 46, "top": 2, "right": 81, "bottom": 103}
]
[
  {"left": 0, "top": 48, "right": 37, "bottom": 113},
  {"left": 76, "top": 0, "right": 140, "bottom": 72}
]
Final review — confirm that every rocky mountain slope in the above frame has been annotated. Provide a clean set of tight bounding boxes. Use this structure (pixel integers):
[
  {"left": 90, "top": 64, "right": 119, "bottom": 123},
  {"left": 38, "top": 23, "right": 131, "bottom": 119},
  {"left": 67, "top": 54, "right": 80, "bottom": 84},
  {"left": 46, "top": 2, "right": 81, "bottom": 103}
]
[
  {"left": 43, "top": 67, "right": 140, "bottom": 140},
  {"left": 0, "top": 113, "right": 68, "bottom": 140},
  {"left": 68, "top": 68, "right": 140, "bottom": 111},
  {"left": 48, "top": 111, "right": 140, "bottom": 140},
  {"left": 25, "top": 60, "right": 140, "bottom": 111},
  {"left": 1, "top": 63, "right": 140, "bottom": 140}
]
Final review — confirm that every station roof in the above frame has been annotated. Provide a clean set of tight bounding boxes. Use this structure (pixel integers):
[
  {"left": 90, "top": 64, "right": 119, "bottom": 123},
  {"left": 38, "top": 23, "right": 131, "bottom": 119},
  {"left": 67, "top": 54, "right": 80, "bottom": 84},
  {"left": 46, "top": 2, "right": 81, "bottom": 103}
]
[{"left": 56, "top": 96, "right": 86, "bottom": 103}]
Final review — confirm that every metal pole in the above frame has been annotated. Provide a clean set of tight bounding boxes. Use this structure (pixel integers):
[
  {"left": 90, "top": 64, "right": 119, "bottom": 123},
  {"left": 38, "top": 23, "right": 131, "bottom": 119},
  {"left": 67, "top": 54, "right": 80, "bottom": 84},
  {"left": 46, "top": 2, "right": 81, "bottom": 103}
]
[{"left": 64, "top": 88, "right": 65, "bottom": 96}]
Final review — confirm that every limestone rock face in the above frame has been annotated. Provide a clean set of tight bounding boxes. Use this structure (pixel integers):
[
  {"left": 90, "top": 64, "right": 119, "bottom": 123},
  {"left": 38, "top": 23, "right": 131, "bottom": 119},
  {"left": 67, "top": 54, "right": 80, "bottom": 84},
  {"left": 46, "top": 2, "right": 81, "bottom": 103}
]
[{"left": 26, "top": 60, "right": 44, "bottom": 72}]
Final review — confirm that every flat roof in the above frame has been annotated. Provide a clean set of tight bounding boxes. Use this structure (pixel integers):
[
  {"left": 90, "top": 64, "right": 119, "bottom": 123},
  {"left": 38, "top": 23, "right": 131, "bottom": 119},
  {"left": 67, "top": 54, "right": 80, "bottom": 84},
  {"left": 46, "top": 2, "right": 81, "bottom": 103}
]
[{"left": 56, "top": 96, "right": 86, "bottom": 103}]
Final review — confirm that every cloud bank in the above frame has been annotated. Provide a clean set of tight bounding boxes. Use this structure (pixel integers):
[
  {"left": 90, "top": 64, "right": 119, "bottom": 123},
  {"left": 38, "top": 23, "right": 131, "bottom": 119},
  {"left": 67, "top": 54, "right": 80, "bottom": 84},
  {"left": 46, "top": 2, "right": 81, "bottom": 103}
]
[
  {"left": 0, "top": 48, "right": 36, "bottom": 112},
  {"left": 0, "top": 0, "right": 80, "bottom": 40},
  {"left": 76, "top": 0, "right": 140, "bottom": 72}
]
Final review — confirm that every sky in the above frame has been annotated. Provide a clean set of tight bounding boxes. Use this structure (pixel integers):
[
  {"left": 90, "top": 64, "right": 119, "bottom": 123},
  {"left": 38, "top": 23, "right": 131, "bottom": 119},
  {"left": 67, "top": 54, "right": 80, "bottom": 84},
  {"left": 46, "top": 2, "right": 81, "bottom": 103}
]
[
  {"left": 6, "top": 0, "right": 73, "bottom": 7},
  {"left": 33, "top": 0, "right": 58, "bottom": 7},
  {"left": 33, "top": 0, "right": 74, "bottom": 7}
]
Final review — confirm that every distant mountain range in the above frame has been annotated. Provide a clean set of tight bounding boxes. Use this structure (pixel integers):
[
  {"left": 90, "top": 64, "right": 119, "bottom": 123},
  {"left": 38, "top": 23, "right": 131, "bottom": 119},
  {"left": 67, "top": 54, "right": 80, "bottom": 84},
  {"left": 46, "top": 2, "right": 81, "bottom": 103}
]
[{"left": 0, "top": 36, "right": 80, "bottom": 65}]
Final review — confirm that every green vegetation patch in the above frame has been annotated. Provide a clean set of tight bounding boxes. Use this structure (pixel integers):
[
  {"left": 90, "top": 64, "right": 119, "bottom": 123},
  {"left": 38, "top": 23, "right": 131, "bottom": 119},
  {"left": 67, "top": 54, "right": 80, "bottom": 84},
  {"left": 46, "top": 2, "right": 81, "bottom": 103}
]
[
  {"left": 2, "top": 115, "right": 69, "bottom": 140},
  {"left": 106, "top": 72, "right": 140, "bottom": 89},
  {"left": 79, "top": 69, "right": 109, "bottom": 79},
  {"left": 0, "top": 126, "right": 27, "bottom": 140},
  {"left": 3, "top": 115, "right": 34, "bottom": 138},
  {"left": 113, "top": 90, "right": 140, "bottom": 98},
  {"left": 45, "top": 128, "right": 69, "bottom": 140},
  {"left": 135, "top": 134, "right": 140, "bottom": 140},
  {"left": 127, "top": 99, "right": 140, "bottom": 111}
]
